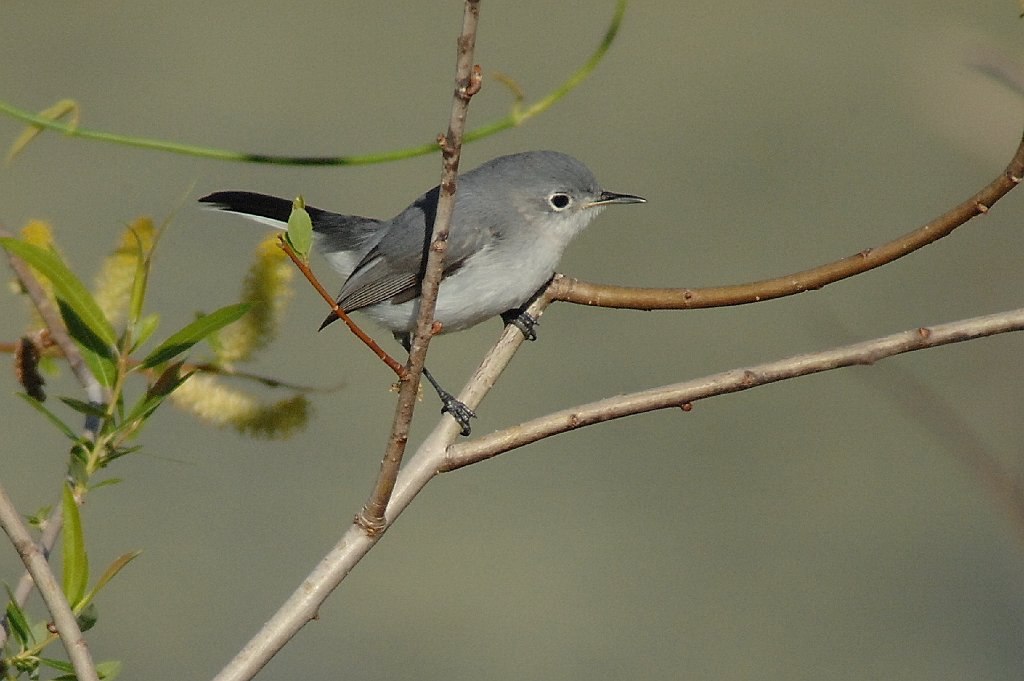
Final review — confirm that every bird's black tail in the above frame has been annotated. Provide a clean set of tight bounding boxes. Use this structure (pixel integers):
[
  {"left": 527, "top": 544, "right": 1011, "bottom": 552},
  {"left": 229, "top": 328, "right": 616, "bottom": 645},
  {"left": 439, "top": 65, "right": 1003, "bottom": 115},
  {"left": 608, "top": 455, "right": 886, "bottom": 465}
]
[{"left": 198, "top": 191, "right": 295, "bottom": 227}]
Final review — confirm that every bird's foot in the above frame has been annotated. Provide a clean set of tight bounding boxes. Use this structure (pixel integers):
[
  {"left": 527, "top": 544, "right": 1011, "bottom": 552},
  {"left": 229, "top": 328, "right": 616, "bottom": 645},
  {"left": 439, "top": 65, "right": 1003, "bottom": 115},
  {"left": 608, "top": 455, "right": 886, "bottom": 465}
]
[
  {"left": 437, "top": 389, "right": 476, "bottom": 436},
  {"left": 501, "top": 309, "right": 539, "bottom": 341}
]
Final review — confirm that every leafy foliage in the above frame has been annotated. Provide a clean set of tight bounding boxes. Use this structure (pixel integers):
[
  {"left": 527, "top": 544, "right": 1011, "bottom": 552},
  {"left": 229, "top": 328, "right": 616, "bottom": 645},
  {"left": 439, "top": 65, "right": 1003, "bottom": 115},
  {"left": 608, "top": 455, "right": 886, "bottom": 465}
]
[{"left": 1, "top": 217, "right": 307, "bottom": 676}]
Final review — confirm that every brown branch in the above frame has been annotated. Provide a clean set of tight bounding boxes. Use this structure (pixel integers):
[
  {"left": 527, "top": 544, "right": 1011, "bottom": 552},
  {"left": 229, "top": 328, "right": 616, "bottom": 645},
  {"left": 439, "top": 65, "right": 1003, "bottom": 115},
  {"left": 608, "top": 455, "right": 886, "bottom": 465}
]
[
  {"left": 277, "top": 236, "right": 408, "bottom": 379},
  {"left": 551, "top": 129, "right": 1024, "bottom": 309},
  {"left": 209, "top": 299, "right": 1024, "bottom": 681},
  {"left": 356, "top": 0, "right": 482, "bottom": 532},
  {"left": 442, "top": 307, "right": 1024, "bottom": 471}
]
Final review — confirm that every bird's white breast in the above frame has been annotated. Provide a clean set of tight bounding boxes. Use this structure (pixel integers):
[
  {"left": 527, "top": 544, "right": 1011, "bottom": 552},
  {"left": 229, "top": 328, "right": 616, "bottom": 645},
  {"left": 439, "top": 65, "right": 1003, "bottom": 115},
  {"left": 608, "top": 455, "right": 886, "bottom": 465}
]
[{"left": 361, "top": 238, "right": 561, "bottom": 334}]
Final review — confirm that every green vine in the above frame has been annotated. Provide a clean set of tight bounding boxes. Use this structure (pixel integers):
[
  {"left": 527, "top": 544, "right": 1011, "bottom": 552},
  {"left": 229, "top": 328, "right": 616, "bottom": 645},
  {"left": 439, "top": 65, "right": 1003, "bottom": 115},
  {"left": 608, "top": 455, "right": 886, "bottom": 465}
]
[{"left": 0, "top": 1, "right": 628, "bottom": 167}]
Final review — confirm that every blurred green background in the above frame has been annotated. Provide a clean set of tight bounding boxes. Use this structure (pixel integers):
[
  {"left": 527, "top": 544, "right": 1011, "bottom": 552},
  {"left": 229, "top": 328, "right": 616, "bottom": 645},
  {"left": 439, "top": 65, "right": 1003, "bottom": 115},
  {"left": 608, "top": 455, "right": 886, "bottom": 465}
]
[{"left": 3, "top": 2, "right": 1024, "bottom": 679}]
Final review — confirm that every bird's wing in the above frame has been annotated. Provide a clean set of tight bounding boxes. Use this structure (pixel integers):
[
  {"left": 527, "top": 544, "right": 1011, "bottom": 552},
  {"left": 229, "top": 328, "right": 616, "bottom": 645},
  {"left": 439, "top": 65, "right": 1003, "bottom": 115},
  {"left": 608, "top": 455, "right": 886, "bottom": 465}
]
[{"left": 334, "top": 187, "right": 491, "bottom": 312}]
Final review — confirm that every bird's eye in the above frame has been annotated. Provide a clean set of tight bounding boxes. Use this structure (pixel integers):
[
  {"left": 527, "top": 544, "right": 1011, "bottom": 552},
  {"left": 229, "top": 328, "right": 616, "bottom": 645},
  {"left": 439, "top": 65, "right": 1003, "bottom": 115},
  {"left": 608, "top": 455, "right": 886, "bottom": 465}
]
[{"left": 547, "top": 192, "right": 572, "bottom": 211}]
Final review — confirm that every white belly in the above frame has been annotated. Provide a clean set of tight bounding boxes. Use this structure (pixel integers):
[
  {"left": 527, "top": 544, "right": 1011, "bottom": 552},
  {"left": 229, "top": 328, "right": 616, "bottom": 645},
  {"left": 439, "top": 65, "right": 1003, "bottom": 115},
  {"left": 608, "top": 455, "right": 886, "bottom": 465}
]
[{"left": 361, "top": 242, "right": 558, "bottom": 334}]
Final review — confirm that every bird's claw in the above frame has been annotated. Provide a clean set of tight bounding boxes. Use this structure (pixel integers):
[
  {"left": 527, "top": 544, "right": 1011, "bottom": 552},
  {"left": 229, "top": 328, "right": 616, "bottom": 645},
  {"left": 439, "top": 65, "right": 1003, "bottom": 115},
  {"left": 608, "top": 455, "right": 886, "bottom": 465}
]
[
  {"left": 502, "top": 309, "right": 539, "bottom": 341},
  {"left": 437, "top": 390, "right": 476, "bottom": 436}
]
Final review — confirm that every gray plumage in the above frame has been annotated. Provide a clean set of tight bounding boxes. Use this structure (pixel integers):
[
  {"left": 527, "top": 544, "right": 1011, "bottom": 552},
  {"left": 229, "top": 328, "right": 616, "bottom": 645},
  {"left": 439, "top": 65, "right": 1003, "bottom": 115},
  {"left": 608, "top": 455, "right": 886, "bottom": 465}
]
[{"left": 199, "top": 150, "right": 645, "bottom": 335}]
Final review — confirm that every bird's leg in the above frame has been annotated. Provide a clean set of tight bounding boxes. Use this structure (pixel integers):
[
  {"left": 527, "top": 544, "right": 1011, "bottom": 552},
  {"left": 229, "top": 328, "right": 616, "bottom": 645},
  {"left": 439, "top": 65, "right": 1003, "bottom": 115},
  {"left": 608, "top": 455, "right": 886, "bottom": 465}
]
[
  {"left": 501, "top": 307, "right": 539, "bottom": 341},
  {"left": 398, "top": 334, "right": 476, "bottom": 436},
  {"left": 421, "top": 366, "right": 475, "bottom": 437},
  {"left": 501, "top": 280, "right": 551, "bottom": 341}
]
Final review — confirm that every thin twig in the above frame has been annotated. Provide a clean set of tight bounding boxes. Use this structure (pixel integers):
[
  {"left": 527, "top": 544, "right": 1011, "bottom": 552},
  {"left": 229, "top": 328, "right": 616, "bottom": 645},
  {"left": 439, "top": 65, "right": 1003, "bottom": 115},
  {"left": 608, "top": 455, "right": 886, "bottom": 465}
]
[
  {"left": 0, "top": 482, "right": 99, "bottom": 681},
  {"left": 277, "top": 236, "right": 407, "bottom": 379},
  {"left": 551, "top": 129, "right": 1024, "bottom": 310},
  {"left": 442, "top": 307, "right": 1024, "bottom": 470},
  {"left": 357, "top": 0, "right": 482, "bottom": 532}
]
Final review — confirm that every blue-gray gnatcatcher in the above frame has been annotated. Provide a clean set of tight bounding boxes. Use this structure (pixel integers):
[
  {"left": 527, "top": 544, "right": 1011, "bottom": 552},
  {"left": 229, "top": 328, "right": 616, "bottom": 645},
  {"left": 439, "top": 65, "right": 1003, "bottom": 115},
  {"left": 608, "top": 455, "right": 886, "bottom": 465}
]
[{"left": 199, "top": 150, "right": 645, "bottom": 434}]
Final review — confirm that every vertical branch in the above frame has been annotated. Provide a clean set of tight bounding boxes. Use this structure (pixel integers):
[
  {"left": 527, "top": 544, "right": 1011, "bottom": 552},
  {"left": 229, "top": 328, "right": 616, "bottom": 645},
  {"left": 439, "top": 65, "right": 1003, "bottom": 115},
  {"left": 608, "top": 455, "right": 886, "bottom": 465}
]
[{"left": 357, "top": 0, "right": 483, "bottom": 531}]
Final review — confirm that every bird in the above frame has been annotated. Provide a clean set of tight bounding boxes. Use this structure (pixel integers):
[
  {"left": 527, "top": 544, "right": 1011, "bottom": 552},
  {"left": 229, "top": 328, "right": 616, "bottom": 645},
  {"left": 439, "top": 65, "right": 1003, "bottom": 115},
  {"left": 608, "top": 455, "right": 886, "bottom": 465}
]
[{"left": 199, "top": 150, "right": 645, "bottom": 434}]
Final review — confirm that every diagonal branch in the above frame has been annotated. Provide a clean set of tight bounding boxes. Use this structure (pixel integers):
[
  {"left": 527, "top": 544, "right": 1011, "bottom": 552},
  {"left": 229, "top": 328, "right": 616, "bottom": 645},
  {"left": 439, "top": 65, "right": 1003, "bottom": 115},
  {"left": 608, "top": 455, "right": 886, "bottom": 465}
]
[
  {"left": 206, "top": 302, "right": 1024, "bottom": 681},
  {"left": 0, "top": 481, "right": 99, "bottom": 681},
  {"left": 442, "top": 307, "right": 1024, "bottom": 471},
  {"left": 277, "top": 236, "right": 408, "bottom": 378},
  {"left": 551, "top": 129, "right": 1024, "bottom": 310}
]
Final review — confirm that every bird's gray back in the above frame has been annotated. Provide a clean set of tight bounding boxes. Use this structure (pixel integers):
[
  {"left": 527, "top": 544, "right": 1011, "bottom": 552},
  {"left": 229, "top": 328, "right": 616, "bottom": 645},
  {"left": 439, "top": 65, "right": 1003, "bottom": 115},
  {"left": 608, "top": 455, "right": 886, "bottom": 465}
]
[{"left": 335, "top": 150, "right": 601, "bottom": 312}]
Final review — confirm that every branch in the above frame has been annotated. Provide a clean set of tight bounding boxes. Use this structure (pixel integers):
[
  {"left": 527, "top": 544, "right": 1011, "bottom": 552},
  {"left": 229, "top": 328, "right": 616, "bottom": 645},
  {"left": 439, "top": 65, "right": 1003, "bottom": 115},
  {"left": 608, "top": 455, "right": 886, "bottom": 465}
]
[
  {"left": 550, "top": 128, "right": 1024, "bottom": 309},
  {"left": 207, "top": 292, "right": 546, "bottom": 681},
  {"left": 443, "top": 307, "right": 1024, "bottom": 470},
  {"left": 0, "top": 481, "right": 99, "bottom": 681},
  {"left": 277, "top": 236, "right": 407, "bottom": 379},
  {"left": 357, "top": 1, "right": 482, "bottom": 531},
  {"left": 210, "top": 297, "right": 1023, "bottom": 681},
  {"left": 0, "top": 227, "right": 104, "bottom": 652}
]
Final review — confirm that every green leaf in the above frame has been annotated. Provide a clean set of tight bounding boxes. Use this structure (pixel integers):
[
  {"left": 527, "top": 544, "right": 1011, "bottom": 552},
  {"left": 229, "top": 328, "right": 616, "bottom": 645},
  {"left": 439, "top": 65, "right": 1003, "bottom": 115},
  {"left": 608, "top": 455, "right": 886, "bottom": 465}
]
[
  {"left": 130, "top": 313, "right": 160, "bottom": 354},
  {"left": 4, "top": 584, "right": 34, "bottom": 646},
  {"left": 61, "top": 484, "right": 89, "bottom": 609},
  {"left": 80, "top": 347, "right": 117, "bottom": 387},
  {"left": 6, "top": 98, "right": 79, "bottom": 162},
  {"left": 58, "top": 396, "right": 108, "bottom": 418},
  {"left": 126, "top": 363, "right": 190, "bottom": 423},
  {"left": 38, "top": 657, "right": 75, "bottom": 674},
  {"left": 27, "top": 504, "right": 53, "bottom": 529},
  {"left": 17, "top": 392, "right": 78, "bottom": 440},
  {"left": 75, "top": 550, "right": 142, "bottom": 613},
  {"left": 139, "top": 303, "right": 250, "bottom": 369},
  {"left": 57, "top": 296, "right": 114, "bottom": 360},
  {"left": 69, "top": 443, "right": 89, "bottom": 468},
  {"left": 128, "top": 230, "right": 150, "bottom": 328},
  {"left": 91, "top": 478, "right": 123, "bottom": 491},
  {"left": 57, "top": 298, "right": 118, "bottom": 387},
  {"left": 96, "top": 660, "right": 124, "bottom": 680},
  {"left": 104, "top": 445, "right": 142, "bottom": 464},
  {"left": 0, "top": 238, "right": 117, "bottom": 349},
  {"left": 76, "top": 601, "right": 98, "bottom": 631},
  {"left": 48, "top": 658, "right": 123, "bottom": 681},
  {"left": 286, "top": 197, "right": 313, "bottom": 260}
]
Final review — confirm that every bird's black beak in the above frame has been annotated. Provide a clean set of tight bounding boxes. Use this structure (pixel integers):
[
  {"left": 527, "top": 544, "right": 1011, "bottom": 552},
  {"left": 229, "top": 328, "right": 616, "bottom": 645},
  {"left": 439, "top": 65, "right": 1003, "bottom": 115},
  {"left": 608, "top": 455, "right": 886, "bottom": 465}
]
[{"left": 588, "top": 191, "right": 646, "bottom": 208}]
